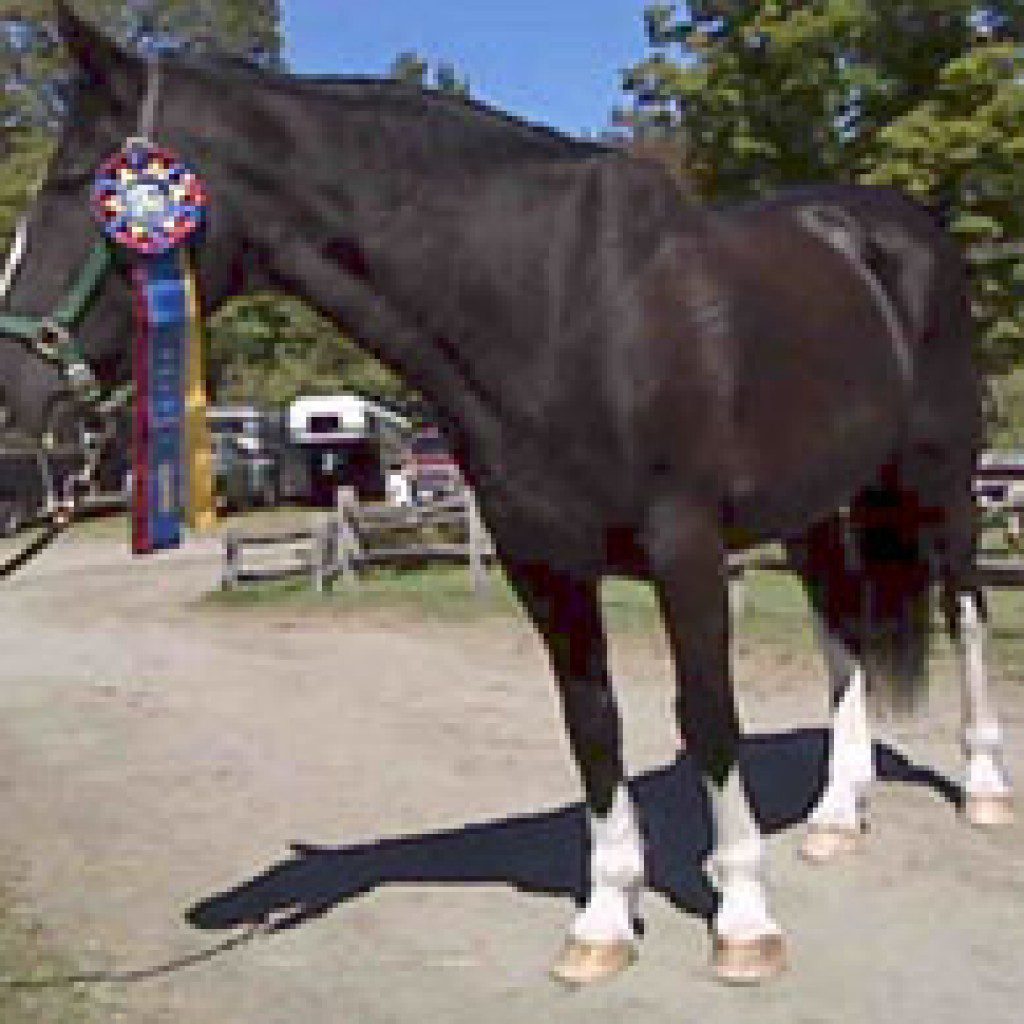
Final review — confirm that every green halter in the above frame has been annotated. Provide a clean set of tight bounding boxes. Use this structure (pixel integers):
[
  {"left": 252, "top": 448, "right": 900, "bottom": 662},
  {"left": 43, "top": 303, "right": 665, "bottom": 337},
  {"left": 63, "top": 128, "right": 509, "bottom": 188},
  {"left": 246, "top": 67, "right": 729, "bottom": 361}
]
[{"left": 0, "top": 238, "right": 115, "bottom": 391}]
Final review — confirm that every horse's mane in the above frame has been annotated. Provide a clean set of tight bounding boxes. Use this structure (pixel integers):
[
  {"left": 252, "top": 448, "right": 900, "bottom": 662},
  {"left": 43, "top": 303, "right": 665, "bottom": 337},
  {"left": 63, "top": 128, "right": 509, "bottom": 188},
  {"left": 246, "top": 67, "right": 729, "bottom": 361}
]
[{"left": 176, "top": 53, "right": 610, "bottom": 161}]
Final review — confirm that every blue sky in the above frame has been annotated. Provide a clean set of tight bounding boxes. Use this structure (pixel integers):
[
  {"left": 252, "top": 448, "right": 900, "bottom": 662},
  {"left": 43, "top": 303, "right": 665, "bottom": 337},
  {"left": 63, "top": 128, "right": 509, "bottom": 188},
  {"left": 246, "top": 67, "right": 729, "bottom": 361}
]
[{"left": 283, "top": 1, "right": 655, "bottom": 137}]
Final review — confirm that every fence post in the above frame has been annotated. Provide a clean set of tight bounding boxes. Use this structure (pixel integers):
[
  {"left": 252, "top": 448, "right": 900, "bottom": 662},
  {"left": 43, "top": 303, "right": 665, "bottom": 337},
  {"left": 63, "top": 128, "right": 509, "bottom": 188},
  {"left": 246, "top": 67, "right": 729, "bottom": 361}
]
[
  {"left": 313, "top": 520, "right": 336, "bottom": 595},
  {"left": 728, "top": 566, "right": 748, "bottom": 621},
  {"left": 467, "top": 489, "right": 489, "bottom": 595},
  {"left": 222, "top": 532, "right": 239, "bottom": 591},
  {"left": 334, "top": 487, "right": 360, "bottom": 586}
]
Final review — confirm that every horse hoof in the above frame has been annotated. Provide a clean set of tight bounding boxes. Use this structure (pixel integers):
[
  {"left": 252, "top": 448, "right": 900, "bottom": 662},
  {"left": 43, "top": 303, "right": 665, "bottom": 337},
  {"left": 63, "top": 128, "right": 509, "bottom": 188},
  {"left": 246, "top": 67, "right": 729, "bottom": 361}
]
[
  {"left": 549, "top": 938, "right": 636, "bottom": 986},
  {"left": 799, "top": 824, "right": 864, "bottom": 863},
  {"left": 712, "top": 933, "right": 787, "bottom": 986},
  {"left": 963, "top": 793, "right": 1014, "bottom": 828}
]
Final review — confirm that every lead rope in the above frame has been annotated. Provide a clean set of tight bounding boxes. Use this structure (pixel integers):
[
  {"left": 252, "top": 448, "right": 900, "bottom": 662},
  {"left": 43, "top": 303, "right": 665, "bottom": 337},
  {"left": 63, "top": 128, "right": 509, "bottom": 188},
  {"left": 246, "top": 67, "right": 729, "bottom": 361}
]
[
  {"left": 130, "top": 56, "right": 162, "bottom": 145},
  {"left": 0, "top": 518, "right": 67, "bottom": 580},
  {"left": 0, "top": 919, "right": 271, "bottom": 989}
]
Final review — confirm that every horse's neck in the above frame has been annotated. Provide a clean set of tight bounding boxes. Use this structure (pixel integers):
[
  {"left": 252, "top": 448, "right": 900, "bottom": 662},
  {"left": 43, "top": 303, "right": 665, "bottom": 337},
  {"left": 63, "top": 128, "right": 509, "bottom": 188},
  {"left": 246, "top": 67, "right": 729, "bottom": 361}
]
[{"left": 245, "top": 100, "right": 592, "bottom": 443}]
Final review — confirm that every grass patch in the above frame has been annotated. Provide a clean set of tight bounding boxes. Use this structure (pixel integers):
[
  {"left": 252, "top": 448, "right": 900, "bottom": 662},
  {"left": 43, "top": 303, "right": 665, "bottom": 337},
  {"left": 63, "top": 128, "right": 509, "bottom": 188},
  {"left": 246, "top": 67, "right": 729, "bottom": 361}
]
[
  {"left": 204, "top": 562, "right": 812, "bottom": 641},
  {"left": 0, "top": 885, "right": 107, "bottom": 1024},
  {"left": 202, "top": 560, "right": 1024, "bottom": 676},
  {"left": 208, "top": 565, "right": 671, "bottom": 631},
  {"left": 208, "top": 564, "right": 522, "bottom": 622}
]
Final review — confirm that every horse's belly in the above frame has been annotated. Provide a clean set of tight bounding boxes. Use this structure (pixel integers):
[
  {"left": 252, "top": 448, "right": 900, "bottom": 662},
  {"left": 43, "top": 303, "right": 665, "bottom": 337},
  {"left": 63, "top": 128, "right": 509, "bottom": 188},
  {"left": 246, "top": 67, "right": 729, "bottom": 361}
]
[{"left": 724, "top": 398, "right": 899, "bottom": 538}]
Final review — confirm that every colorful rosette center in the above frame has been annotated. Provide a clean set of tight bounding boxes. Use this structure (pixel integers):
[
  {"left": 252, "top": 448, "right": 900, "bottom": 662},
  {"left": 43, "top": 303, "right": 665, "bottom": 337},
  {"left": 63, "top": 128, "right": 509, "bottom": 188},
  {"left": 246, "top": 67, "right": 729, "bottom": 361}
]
[{"left": 91, "top": 142, "right": 207, "bottom": 256}]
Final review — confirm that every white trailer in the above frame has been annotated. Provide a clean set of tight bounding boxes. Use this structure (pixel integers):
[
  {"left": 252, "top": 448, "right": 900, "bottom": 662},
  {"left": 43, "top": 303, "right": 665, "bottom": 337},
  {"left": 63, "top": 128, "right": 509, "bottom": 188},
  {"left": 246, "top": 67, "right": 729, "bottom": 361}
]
[{"left": 282, "top": 395, "right": 412, "bottom": 506}]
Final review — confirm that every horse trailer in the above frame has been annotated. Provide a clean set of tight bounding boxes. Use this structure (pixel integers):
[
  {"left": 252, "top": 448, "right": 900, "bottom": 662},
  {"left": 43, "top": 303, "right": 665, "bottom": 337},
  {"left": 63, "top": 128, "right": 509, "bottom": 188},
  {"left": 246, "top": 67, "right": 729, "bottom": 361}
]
[{"left": 278, "top": 395, "right": 412, "bottom": 506}]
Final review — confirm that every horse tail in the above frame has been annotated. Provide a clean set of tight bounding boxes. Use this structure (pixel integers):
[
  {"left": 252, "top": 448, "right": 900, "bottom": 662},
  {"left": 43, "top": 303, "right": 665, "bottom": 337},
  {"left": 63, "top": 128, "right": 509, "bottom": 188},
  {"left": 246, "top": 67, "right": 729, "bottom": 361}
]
[{"left": 848, "top": 472, "right": 933, "bottom": 717}]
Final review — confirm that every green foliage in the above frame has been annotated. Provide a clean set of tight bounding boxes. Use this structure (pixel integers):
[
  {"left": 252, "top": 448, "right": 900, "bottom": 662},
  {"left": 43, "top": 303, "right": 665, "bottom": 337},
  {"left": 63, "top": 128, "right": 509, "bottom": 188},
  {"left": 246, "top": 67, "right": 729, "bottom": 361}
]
[
  {"left": 0, "top": 3, "right": 406, "bottom": 413},
  {"left": 621, "top": 2, "right": 1024, "bottom": 375},
  {"left": 388, "top": 50, "right": 470, "bottom": 95},
  {"left": 986, "top": 363, "right": 1024, "bottom": 447},
  {"left": 863, "top": 40, "right": 1024, "bottom": 371},
  {"left": 208, "top": 294, "right": 411, "bottom": 410},
  {"left": 0, "top": 126, "right": 53, "bottom": 242},
  {"left": 0, "top": 0, "right": 281, "bottom": 246}
]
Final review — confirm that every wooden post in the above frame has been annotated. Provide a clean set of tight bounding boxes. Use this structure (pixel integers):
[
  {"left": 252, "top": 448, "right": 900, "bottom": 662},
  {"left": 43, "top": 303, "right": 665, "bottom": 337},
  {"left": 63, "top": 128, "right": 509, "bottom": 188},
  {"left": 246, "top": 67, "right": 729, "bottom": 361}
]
[
  {"left": 334, "top": 487, "right": 360, "bottom": 585},
  {"left": 310, "top": 525, "right": 322, "bottom": 594},
  {"left": 467, "top": 490, "right": 489, "bottom": 596},
  {"left": 728, "top": 569, "right": 748, "bottom": 621},
  {"left": 223, "top": 532, "right": 239, "bottom": 591},
  {"left": 313, "top": 520, "right": 336, "bottom": 595}
]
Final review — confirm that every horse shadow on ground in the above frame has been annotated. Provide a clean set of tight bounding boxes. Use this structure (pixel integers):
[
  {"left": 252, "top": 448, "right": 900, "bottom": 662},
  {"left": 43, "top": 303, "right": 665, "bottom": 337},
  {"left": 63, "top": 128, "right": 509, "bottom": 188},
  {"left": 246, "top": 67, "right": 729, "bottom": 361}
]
[{"left": 187, "top": 729, "right": 959, "bottom": 936}]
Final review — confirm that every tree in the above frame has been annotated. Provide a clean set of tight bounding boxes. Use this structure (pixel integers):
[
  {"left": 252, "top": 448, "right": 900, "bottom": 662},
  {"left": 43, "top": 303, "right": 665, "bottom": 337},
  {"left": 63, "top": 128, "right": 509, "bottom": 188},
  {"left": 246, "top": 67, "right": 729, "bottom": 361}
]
[
  {"left": 207, "top": 294, "right": 408, "bottom": 412},
  {"left": 0, "top": 1, "right": 282, "bottom": 245},
  {"left": 0, "top": 8, "right": 424, "bottom": 414},
  {"left": 620, "top": 2, "right": 1024, "bottom": 372},
  {"left": 388, "top": 50, "right": 470, "bottom": 96},
  {"left": 0, "top": 1, "right": 281, "bottom": 127}
]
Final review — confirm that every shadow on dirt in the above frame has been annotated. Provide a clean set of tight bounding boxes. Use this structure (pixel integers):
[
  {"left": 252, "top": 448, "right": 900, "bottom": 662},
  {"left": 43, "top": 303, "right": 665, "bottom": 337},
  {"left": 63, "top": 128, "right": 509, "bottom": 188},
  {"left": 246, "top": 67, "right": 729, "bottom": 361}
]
[{"left": 187, "top": 728, "right": 958, "bottom": 937}]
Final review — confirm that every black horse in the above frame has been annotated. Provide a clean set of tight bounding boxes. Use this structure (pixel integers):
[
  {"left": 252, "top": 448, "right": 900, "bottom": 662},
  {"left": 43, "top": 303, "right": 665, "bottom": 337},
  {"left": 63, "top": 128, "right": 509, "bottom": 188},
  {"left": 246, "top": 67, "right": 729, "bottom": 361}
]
[{"left": 0, "top": 3, "right": 1012, "bottom": 985}]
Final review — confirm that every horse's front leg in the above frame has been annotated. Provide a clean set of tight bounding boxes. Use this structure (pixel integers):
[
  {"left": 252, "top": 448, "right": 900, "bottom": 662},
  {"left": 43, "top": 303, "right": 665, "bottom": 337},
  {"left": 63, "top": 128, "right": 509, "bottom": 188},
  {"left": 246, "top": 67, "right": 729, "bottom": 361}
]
[
  {"left": 505, "top": 561, "right": 643, "bottom": 985},
  {"left": 649, "top": 505, "right": 785, "bottom": 984}
]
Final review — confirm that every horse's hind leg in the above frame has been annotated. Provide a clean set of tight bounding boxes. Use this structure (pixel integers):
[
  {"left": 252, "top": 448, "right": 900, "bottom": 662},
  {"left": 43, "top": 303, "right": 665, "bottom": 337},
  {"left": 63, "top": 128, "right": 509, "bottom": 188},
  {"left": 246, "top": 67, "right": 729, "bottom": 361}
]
[
  {"left": 948, "top": 588, "right": 1013, "bottom": 825},
  {"left": 786, "top": 524, "right": 874, "bottom": 862},
  {"left": 648, "top": 502, "right": 784, "bottom": 984},
  {"left": 504, "top": 561, "right": 643, "bottom": 984},
  {"left": 802, "top": 625, "right": 873, "bottom": 860},
  {"left": 931, "top": 490, "right": 1015, "bottom": 826}
]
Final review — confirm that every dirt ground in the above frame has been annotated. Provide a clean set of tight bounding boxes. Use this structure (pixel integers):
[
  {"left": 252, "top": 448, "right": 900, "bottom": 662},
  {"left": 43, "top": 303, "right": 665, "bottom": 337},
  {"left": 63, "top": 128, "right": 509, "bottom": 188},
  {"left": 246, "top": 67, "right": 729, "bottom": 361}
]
[{"left": 1, "top": 531, "right": 1023, "bottom": 1024}]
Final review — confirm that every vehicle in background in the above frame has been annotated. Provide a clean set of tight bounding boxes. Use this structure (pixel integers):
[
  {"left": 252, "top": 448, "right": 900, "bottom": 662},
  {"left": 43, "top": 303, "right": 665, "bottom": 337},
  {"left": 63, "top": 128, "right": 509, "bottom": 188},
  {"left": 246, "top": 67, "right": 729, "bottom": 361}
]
[
  {"left": 407, "top": 426, "right": 463, "bottom": 503},
  {"left": 0, "top": 425, "right": 127, "bottom": 536},
  {"left": 0, "top": 449, "right": 45, "bottom": 538},
  {"left": 279, "top": 395, "right": 412, "bottom": 506},
  {"left": 207, "top": 406, "right": 282, "bottom": 513},
  {"left": 975, "top": 451, "right": 1024, "bottom": 549}
]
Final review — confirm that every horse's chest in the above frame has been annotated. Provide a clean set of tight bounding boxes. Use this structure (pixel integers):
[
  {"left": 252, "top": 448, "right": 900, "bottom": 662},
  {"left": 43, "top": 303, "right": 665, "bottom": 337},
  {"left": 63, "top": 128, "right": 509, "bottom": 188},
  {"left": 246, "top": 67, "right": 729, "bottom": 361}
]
[{"left": 472, "top": 445, "right": 615, "bottom": 569}]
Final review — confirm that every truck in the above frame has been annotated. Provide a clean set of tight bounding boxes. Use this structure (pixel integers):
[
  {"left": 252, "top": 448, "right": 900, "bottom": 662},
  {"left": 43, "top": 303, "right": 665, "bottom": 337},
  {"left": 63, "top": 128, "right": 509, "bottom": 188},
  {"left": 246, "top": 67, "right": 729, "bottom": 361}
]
[
  {"left": 207, "top": 406, "right": 282, "bottom": 513},
  {"left": 407, "top": 425, "right": 464, "bottom": 503}
]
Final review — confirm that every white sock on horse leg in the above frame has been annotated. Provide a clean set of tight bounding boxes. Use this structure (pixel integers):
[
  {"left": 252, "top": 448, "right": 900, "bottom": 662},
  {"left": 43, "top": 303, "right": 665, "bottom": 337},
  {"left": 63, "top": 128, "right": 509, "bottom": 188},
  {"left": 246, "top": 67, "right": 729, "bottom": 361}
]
[
  {"left": 571, "top": 785, "right": 644, "bottom": 943},
  {"left": 708, "top": 767, "right": 780, "bottom": 943},
  {"left": 812, "top": 663, "right": 873, "bottom": 830},
  {"left": 958, "top": 593, "right": 1011, "bottom": 799}
]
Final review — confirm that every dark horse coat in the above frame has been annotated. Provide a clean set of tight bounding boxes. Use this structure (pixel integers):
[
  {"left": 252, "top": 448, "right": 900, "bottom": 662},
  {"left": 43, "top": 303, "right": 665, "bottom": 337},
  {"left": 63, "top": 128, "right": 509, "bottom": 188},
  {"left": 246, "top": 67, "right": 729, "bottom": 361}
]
[{"left": 0, "top": 6, "right": 981, "bottom": 803}]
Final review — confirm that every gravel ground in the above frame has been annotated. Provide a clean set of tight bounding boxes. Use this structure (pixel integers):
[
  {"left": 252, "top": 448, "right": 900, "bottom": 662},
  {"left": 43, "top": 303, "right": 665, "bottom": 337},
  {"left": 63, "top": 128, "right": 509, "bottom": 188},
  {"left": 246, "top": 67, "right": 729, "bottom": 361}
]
[{"left": 1, "top": 531, "right": 1023, "bottom": 1023}]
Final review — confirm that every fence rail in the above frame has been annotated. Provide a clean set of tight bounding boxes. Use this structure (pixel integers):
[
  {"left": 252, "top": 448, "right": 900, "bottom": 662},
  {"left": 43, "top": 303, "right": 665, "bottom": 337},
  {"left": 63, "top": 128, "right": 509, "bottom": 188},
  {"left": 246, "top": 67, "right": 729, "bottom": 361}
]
[
  {"left": 222, "top": 486, "right": 1024, "bottom": 603},
  {"left": 221, "top": 488, "right": 495, "bottom": 594}
]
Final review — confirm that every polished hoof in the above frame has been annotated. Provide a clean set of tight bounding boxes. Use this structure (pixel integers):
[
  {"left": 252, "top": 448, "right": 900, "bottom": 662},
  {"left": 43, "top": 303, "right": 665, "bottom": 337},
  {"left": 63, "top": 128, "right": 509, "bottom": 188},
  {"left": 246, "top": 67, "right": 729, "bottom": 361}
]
[
  {"left": 712, "top": 933, "right": 787, "bottom": 986},
  {"left": 799, "top": 824, "right": 864, "bottom": 863},
  {"left": 963, "top": 793, "right": 1015, "bottom": 828},
  {"left": 549, "top": 938, "right": 637, "bottom": 986}
]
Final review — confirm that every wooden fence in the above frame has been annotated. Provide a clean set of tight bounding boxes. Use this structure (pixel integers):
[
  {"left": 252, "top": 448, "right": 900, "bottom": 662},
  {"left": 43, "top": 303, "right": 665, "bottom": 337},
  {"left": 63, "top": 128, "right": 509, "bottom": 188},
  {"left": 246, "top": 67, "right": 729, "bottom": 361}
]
[
  {"left": 221, "top": 524, "right": 338, "bottom": 592},
  {"left": 725, "top": 548, "right": 1024, "bottom": 620},
  {"left": 222, "top": 486, "right": 1024, "bottom": 606},
  {"left": 221, "top": 488, "right": 494, "bottom": 594}
]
